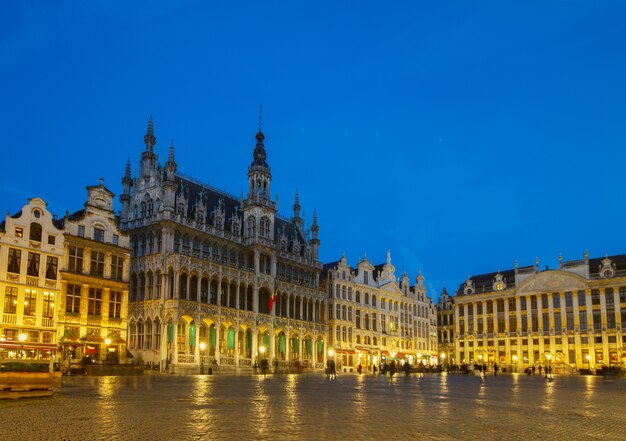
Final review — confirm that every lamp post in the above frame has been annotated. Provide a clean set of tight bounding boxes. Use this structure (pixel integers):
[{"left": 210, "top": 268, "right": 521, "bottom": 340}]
[
  {"left": 545, "top": 353, "right": 552, "bottom": 377},
  {"left": 18, "top": 332, "right": 27, "bottom": 359},
  {"left": 512, "top": 354, "right": 518, "bottom": 373},
  {"left": 259, "top": 345, "right": 267, "bottom": 376},
  {"left": 585, "top": 354, "right": 591, "bottom": 373},
  {"left": 199, "top": 342, "right": 206, "bottom": 374},
  {"left": 104, "top": 338, "right": 111, "bottom": 365}
]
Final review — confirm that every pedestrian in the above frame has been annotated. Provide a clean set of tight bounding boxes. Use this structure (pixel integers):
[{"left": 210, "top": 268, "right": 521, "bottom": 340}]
[
  {"left": 494, "top": 363, "right": 499, "bottom": 377},
  {"left": 330, "top": 358, "right": 337, "bottom": 379},
  {"left": 373, "top": 364, "right": 377, "bottom": 375},
  {"left": 532, "top": 365, "right": 536, "bottom": 375},
  {"left": 404, "top": 361, "right": 411, "bottom": 377},
  {"left": 326, "top": 359, "right": 331, "bottom": 379},
  {"left": 389, "top": 360, "right": 396, "bottom": 378},
  {"left": 357, "top": 363, "right": 362, "bottom": 374},
  {"left": 538, "top": 365, "right": 543, "bottom": 376}
]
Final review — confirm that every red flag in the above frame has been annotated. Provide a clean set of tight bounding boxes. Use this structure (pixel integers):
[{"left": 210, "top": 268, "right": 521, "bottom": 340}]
[{"left": 269, "top": 288, "right": 278, "bottom": 312}]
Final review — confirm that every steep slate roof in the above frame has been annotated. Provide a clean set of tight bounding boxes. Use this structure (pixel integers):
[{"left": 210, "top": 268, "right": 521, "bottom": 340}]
[
  {"left": 588, "top": 253, "right": 626, "bottom": 276},
  {"left": 176, "top": 174, "right": 306, "bottom": 246},
  {"left": 457, "top": 267, "right": 519, "bottom": 295}
]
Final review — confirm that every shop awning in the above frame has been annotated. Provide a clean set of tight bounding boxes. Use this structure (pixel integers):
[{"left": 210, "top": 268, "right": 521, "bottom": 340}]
[
  {"left": 335, "top": 349, "right": 355, "bottom": 354},
  {"left": 382, "top": 350, "right": 390, "bottom": 356},
  {"left": 355, "top": 346, "right": 370, "bottom": 353}
]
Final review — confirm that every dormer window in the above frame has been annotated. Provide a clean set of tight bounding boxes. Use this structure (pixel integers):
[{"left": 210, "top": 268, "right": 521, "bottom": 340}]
[
  {"left": 30, "top": 222, "right": 42, "bottom": 242},
  {"left": 15, "top": 227, "right": 23, "bottom": 238},
  {"left": 78, "top": 225, "right": 85, "bottom": 238},
  {"left": 94, "top": 227, "right": 105, "bottom": 242}
]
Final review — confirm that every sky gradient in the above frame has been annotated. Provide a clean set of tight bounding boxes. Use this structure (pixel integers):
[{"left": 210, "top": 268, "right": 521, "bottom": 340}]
[{"left": 2, "top": 1, "right": 626, "bottom": 301}]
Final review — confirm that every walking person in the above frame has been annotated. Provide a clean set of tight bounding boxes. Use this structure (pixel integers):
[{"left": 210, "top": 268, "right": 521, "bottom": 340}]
[
  {"left": 330, "top": 358, "right": 337, "bottom": 379},
  {"left": 494, "top": 363, "right": 499, "bottom": 377}
]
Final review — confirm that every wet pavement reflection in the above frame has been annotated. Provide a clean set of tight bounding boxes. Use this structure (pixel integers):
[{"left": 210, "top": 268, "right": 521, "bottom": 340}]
[{"left": 1, "top": 373, "right": 624, "bottom": 440}]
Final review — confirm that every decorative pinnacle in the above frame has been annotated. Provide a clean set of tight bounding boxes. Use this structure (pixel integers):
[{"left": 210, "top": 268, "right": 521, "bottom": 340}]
[
  {"left": 293, "top": 190, "right": 301, "bottom": 215},
  {"left": 169, "top": 140, "right": 175, "bottom": 160},
  {"left": 144, "top": 115, "right": 156, "bottom": 152},
  {"left": 125, "top": 158, "right": 131, "bottom": 178},
  {"left": 259, "top": 104, "right": 263, "bottom": 132}
]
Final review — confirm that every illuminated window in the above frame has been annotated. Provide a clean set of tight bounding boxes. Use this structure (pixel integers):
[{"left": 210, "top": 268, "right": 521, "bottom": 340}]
[
  {"left": 43, "top": 292, "right": 55, "bottom": 317},
  {"left": 4, "top": 286, "right": 18, "bottom": 314},
  {"left": 15, "top": 227, "right": 23, "bottom": 238},
  {"left": 24, "top": 289, "right": 37, "bottom": 316}
]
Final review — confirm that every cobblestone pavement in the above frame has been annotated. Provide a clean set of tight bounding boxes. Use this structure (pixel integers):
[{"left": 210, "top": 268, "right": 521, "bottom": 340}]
[{"left": 1, "top": 372, "right": 625, "bottom": 440}]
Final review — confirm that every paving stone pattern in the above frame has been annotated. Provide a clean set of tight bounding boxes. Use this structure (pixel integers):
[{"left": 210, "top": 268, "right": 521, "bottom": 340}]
[{"left": 0, "top": 373, "right": 624, "bottom": 440}]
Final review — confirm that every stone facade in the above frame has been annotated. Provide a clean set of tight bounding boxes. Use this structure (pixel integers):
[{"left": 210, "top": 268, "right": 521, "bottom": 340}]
[
  {"left": 57, "top": 181, "right": 130, "bottom": 367},
  {"left": 122, "top": 118, "right": 326, "bottom": 373},
  {"left": 437, "top": 288, "right": 454, "bottom": 365},
  {"left": 321, "top": 250, "right": 436, "bottom": 372},
  {"left": 0, "top": 198, "right": 64, "bottom": 360},
  {"left": 453, "top": 253, "right": 626, "bottom": 372}
]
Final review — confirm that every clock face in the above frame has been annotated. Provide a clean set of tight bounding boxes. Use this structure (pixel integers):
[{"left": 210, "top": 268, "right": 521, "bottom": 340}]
[{"left": 496, "top": 282, "right": 504, "bottom": 291}]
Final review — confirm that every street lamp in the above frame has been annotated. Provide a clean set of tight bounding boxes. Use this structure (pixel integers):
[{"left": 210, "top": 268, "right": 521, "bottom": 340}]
[
  {"left": 18, "top": 332, "right": 27, "bottom": 359},
  {"left": 545, "top": 353, "right": 552, "bottom": 378},
  {"left": 259, "top": 345, "right": 267, "bottom": 376},
  {"left": 199, "top": 342, "right": 206, "bottom": 374},
  {"left": 585, "top": 354, "right": 591, "bottom": 373},
  {"left": 512, "top": 354, "right": 518, "bottom": 373},
  {"left": 104, "top": 338, "right": 111, "bottom": 365}
]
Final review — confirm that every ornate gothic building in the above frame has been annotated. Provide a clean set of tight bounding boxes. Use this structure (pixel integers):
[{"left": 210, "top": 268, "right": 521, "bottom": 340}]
[{"left": 122, "top": 118, "right": 326, "bottom": 373}]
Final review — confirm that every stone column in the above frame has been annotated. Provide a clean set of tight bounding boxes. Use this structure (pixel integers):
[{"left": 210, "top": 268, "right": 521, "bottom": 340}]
[
  {"left": 214, "top": 321, "right": 221, "bottom": 365},
  {"left": 234, "top": 323, "right": 239, "bottom": 367}
]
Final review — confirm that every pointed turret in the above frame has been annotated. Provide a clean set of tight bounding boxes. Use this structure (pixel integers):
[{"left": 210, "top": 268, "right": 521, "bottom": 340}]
[
  {"left": 310, "top": 208, "right": 320, "bottom": 261},
  {"left": 163, "top": 140, "right": 178, "bottom": 213},
  {"left": 120, "top": 158, "right": 133, "bottom": 221},
  {"left": 166, "top": 140, "right": 177, "bottom": 177},
  {"left": 140, "top": 115, "right": 157, "bottom": 178},
  {"left": 144, "top": 115, "right": 156, "bottom": 153},
  {"left": 293, "top": 191, "right": 301, "bottom": 218}
]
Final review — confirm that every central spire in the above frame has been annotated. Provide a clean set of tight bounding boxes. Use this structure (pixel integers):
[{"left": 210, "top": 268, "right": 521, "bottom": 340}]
[{"left": 251, "top": 107, "right": 268, "bottom": 168}]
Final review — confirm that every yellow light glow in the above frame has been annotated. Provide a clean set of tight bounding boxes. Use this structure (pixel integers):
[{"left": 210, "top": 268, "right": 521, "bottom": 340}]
[
  {"left": 105, "top": 338, "right": 111, "bottom": 345},
  {"left": 199, "top": 342, "right": 206, "bottom": 351},
  {"left": 328, "top": 349, "right": 334, "bottom": 357},
  {"left": 259, "top": 345, "right": 266, "bottom": 354},
  {"left": 18, "top": 333, "right": 27, "bottom": 343}
]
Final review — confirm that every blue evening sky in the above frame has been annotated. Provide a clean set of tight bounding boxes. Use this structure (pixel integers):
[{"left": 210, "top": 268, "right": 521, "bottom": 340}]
[{"left": 2, "top": 1, "right": 626, "bottom": 301}]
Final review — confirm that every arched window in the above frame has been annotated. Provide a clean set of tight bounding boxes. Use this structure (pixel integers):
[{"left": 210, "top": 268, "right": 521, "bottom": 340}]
[
  {"left": 365, "top": 293, "right": 369, "bottom": 305},
  {"left": 137, "top": 320, "right": 144, "bottom": 349},
  {"left": 260, "top": 216, "right": 270, "bottom": 237},
  {"left": 140, "top": 202, "right": 146, "bottom": 218},
  {"left": 341, "top": 286, "right": 346, "bottom": 299},
  {"left": 372, "top": 295, "right": 377, "bottom": 307},
  {"left": 30, "top": 222, "right": 42, "bottom": 242},
  {"left": 247, "top": 216, "right": 256, "bottom": 237},
  {"left": 335, "top": 284, "right": 340, "bottom": 298},
  {"left": 355, "top": 291, "right": 361, "bottom": 303}
]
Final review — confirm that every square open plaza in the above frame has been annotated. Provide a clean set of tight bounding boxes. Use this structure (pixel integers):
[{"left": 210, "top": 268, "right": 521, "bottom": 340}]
[
  {"left": 1, "top": 119, "right": 625, "bottom": 439},
  {"left": 1, "top": 374, "right": 625, "bottom": 440}
]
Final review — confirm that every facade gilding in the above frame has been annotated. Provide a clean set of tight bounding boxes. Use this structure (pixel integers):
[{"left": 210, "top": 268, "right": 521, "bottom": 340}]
[{"left": 454, "top": 253, "right": 626, "bottom": 372}]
